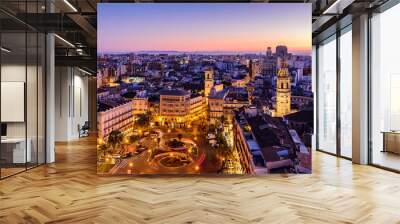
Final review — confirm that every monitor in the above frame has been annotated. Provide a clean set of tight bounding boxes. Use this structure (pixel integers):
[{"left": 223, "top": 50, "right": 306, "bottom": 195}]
[{"left": 1, "top": 123, "right": 7, "bottom": 137}]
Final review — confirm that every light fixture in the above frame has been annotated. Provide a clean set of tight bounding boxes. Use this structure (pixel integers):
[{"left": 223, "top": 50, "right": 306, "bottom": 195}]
[
  {"left": 1, "top": 47, "right": 11, "bottom": 53},
  {"left": 63, "top": 0, "right": 78, "bottom": 12},
  {"left": 322, "top": 0, "right": 354, "bottom": 15},
  {"left": 78, "top": 67, "right": 93, "bottom": 76},
  {"left": 54, "top": 34, "right": 75, "bottom": 48}
]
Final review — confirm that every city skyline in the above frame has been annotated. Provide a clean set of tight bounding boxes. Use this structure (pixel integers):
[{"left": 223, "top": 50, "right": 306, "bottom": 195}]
[
  {"left": 98, "top": 3, "right": 311, "bottom": 54},
  {"left": 98, "top": 46, "right": 311, "bottom": 56}
]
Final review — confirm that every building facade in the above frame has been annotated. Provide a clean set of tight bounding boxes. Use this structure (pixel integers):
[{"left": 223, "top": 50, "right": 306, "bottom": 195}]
[
  {"left": 132, "top": 91, "right": 149, "bottom": 115},
  {"left": 204, "top": 68, "right": 214, "bottom": 99},
  {"left": 275, "top": 60, "right": 292, "bottom": 117},
  {"left": 159, "top": 89, "right": 190, "bottom": 127},
  {"left": 98, "top": 100, "right": 134, "bottom": 140}
]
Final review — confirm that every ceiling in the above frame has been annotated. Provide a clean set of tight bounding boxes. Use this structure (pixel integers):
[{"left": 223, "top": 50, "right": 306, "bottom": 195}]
[{"left": 0, "top": 0, "right": 391, "bottom": 73}]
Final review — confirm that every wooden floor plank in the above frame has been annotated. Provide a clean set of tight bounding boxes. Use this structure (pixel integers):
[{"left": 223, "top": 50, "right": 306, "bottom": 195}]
[{"left": 0, "top": 137, "right": 399, "bottom": 224}]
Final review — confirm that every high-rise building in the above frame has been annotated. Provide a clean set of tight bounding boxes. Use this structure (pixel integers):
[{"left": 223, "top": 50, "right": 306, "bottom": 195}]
[
  {"left": 249, "top": 59, "right": 254, "bottom": 79},
  {"left": 266, "top": 47, "right": 272, "bottom": 57},
  {"left": 248, "top": 59, "right": 260, "bottom": 79},
  {"left": 276, "top": 45, "right": 288, "bottom": 58},
  {"left": 275, "top": 59, "right": 291, "bottom": 117}
]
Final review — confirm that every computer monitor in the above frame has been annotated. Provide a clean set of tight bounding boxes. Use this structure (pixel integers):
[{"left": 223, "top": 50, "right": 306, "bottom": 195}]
[{"left": 1, "top": 123, "right": 7, "bottom": 137}]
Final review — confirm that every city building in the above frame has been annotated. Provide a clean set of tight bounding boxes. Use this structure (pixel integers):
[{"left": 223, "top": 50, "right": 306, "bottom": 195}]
[
  {"left": 97, "top": 99, "right": 133, "bottom": 140},
  {"left": 233, "top": 107, "right": 310, "bottom": 174},
  {"left": 204, "top": 68, "right": 214, "bottom": 100},
  {"left": 158, "top": 88, "right": 206, "bottom": 127},
  {"left": 266, "top": 46, "right": 272, "bottom": 57},
  {"left": 189, "top": 93, "right": 207, "bottom": 120},
  {"left": 132, "top": 91, "right": 149, "bottom": 115},
  {"left": 274, "top": 59, "right": 293, "bottom": 117},
  {"left": 208, "top": 89, "right": 228, "bottom": 124},
  {"left": 276, "top": 45, "right": 288, "bottom": 58},
  {"left": 159, "top": 89, "right": 191, "bottom": 127}
]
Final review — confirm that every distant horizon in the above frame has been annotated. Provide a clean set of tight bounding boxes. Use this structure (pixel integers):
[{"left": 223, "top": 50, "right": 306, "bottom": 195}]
[
  {"left": 98, "top": 4, "right": 311, "bottom": 54},
  {"left": 98, "top": 49, "right": 312, "bottom": 56}
]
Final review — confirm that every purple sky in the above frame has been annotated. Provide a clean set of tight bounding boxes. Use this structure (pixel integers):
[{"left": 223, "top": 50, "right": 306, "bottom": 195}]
[{"left": 98, "top": 3, "right": 311, "bottom": 54}]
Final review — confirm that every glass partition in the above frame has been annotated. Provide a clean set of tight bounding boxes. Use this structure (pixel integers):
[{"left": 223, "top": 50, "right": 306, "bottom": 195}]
[
  {"left": 317, "top": 35, "right": 337, "bottom": 154},
  {"left": 1, "top": 30, "right": 27, "bottom": 177},
  {"left": 0, "top": 1, "right": 46, "bottom": 179}
]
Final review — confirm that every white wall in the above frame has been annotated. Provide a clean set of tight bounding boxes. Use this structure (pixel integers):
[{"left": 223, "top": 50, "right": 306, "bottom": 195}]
[
  {"left": 1, "top": 63, "right": 46, "bottom": 164},
  {"left": 54, "top": 67, "right": 89, "bottom": 141},
  {"left": 1, "top": 64, "right": 26, "bottom": 138}
]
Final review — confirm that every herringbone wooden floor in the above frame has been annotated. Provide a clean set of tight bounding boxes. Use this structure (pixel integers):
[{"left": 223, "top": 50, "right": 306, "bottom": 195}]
[{"left": 1, "top": 137, "right": 400, "bottom": 224}]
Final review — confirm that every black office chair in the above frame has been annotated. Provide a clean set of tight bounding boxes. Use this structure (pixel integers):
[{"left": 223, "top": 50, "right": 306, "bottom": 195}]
[{"left": 79, "top": 121, "right": 90, "bottom": 138}]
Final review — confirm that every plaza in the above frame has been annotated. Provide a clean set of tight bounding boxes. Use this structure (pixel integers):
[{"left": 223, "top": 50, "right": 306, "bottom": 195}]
[{"left": 98, "top": 119, "right": 238, "bottom": 175}]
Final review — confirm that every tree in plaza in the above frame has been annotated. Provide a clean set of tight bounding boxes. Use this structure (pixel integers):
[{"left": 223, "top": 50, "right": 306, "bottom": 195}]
[
  {"left": 177, "top": 133, "right": 183, "bottom": 142},
  {"left": 219, "top": 115, "right": 226, "bottom": 127},
  {"left": 108, "top": 130, "right": 124, "bottom": 154},
  {"left": 136, "top": 113, "right": 150, "bottom": 127},
  {"left": 215, "top": 132, "right": 233, "bottom": 161},
  {"left": 157, "top": 137, "right": 161, "bottom": 148},
  {"left": 119, "top": 142, "right": 130, "bottom": 158},
  {"left": 97, "top": 143, "right": 110, "bottom": 160},
  {"left": 129, "top": 135, "right": 140, "bottom": 143}
]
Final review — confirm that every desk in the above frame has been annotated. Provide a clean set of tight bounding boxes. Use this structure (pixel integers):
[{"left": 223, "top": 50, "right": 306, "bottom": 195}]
[
  {"left": 382, "top": 131, "right": 400, "bottom": 154},
  {"left": 1, "top": 138, "right": 31, "bottom": 163}
]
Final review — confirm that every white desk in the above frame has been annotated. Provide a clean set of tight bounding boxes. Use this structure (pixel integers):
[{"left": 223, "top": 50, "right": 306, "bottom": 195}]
[{"left": 1, "top": 138, "right": 31, "bottom": 163}]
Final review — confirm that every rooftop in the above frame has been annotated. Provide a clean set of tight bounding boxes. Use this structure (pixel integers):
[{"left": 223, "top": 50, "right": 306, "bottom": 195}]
[
  {"left": 159, "top": 88, "right": 189, "bottom": 96},
  {"left": 284, "top": 109, "right": 313, "bottom": 123},
  {"left": 209, "top": 89, "right": 228, "bottom": 99},
  {"left": 98, "top": 98, "right": 131, "bottom": 112}
]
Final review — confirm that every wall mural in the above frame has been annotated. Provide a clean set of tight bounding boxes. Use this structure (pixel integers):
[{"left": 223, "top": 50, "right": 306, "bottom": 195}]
[{"left": 97, "top": 3, "right": 313, "bottom": 175}]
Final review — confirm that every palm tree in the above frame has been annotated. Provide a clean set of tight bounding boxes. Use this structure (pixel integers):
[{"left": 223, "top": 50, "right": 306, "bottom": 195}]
[
  {"left": 136, "top": 113, "right": 150, "bottom": 128},
  {"left": 177, "top": 133, "right": 183, "bottom": 142},
  {"left": 108, "top": 130, "right": 124, "bottom": 154},
  {"left": 219, "top": 115, "right": 226, "bottom": 127},
  {"left": 97, "top": 143, "right": 110, "bottom": 160},
  {"left": 157, "top": 137, "right": 161, "bottom": 148}
]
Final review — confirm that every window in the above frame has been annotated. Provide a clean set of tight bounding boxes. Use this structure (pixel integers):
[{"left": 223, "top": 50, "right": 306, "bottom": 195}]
[
  {"left": 339, "top": 27, "right": 352, "bottom": 158},
  {"left": 370, "top": 3, "right": 400, "bottom": 171},
  {"left": 317, "top": 35, "right": 337, "bottom": 154}
]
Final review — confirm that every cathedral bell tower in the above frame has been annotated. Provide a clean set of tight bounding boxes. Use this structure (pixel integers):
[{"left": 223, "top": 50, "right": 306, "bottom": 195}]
[
  {"left": 275, "top": 59, "right": 291, "bottom": 117},
  {"left": 204, "top": 68, "right": 214, "bottom": 100}
]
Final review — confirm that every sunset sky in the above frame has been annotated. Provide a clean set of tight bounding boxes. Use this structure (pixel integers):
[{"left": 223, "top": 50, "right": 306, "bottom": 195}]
[{"left": 98, "top": 3, "right": 311, "bottom": 55}]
